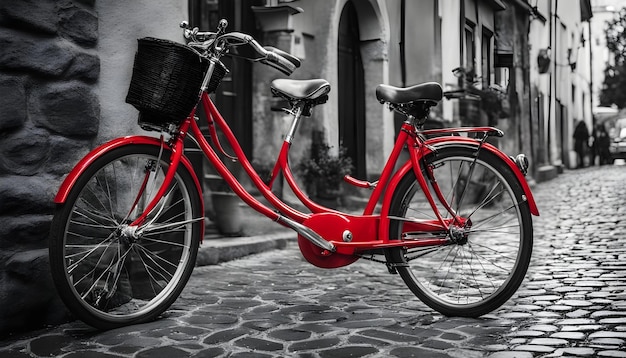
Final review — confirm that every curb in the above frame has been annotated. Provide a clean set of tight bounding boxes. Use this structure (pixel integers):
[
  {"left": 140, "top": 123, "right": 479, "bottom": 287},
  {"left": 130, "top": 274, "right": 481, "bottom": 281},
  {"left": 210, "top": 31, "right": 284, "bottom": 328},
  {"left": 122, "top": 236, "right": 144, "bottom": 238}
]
[{"left": 196, "top": 230, "right": 296, "bottom": 266}]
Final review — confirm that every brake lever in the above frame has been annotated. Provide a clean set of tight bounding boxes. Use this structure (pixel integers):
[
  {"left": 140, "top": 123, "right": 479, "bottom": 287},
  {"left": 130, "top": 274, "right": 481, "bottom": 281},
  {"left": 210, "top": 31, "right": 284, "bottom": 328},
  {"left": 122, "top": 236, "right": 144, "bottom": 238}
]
[
  {"left": 216, "top": 19, "right": 228, "bottom": 35},
  {"left": 180, "top": 21, "right": 194, "bottom": 40}
]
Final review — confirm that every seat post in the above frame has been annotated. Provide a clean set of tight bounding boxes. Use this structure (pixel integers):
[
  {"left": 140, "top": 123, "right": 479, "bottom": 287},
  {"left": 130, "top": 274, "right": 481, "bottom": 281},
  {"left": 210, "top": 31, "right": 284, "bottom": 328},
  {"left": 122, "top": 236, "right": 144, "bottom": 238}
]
[{"left": 284, "top": 103, "right": 305, "bottom": 144}]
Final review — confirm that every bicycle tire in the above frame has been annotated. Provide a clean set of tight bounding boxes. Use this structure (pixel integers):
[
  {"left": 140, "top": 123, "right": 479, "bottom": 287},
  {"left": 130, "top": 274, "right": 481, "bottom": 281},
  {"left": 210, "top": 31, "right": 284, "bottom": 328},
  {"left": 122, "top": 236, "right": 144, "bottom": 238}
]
[
  {"left": 49, "top": 144, "right": 202, "bottom": 329},
  {"left": 386, "top": 145, "right": 533, "bottom": 317}
]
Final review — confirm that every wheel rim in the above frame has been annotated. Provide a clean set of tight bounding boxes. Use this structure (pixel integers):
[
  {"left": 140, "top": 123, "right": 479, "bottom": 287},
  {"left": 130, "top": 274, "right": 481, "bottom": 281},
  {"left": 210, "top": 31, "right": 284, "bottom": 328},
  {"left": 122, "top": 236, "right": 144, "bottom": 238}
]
[
  {"left": 62, "top": 153, "right": 194, "bottom": 322},
  {"left": 397, "top": 155, "right": 525, "bottom": 308}
]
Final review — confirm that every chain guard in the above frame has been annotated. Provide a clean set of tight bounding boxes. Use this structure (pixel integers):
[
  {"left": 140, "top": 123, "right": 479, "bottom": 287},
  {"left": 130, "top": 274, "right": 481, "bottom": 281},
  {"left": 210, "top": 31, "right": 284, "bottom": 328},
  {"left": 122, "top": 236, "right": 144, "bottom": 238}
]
[{"left": 297, "top": 213, "right": 359, "bottom": 269}]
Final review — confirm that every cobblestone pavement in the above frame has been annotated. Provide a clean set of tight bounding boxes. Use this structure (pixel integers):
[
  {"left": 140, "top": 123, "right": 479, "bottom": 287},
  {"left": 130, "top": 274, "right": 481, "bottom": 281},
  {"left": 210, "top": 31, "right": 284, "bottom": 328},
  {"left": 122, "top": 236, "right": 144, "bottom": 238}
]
[{"left": 1, "top": 165, "right": 625, "bottom": 357}]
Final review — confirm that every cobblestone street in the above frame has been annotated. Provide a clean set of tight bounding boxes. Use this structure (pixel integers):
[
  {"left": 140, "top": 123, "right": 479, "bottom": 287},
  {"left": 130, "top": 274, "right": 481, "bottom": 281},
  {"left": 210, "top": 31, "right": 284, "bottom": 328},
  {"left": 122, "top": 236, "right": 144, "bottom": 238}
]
[{"left": 1, "top": 165, "right": 625, "bottom": 357}]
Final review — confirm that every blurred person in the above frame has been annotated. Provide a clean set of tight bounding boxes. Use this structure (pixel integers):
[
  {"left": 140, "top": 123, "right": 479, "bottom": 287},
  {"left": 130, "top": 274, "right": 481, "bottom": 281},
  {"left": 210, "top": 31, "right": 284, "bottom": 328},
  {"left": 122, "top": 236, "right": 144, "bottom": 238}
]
[
  {"left": 573, "top": 120, "right": 589, "bottom": 168},
  {"left": 592, "top": 123, "right": 611, "bottom": 165}
]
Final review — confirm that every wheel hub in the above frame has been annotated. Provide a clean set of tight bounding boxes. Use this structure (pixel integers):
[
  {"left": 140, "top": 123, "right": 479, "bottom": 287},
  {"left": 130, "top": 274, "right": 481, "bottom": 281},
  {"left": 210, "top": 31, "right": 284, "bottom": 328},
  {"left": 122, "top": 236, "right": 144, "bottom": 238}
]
[
  {"left": 117, "top": 224, "right": 141, "bottom": 244},
  {"left": 449, "top": 218, "right": 471, "bottom": 245}
]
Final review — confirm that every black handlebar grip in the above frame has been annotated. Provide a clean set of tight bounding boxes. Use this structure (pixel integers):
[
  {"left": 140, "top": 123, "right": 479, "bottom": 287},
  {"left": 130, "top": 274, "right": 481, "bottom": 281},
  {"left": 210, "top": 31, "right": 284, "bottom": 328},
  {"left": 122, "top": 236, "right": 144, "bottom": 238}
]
[
  {"left": 266, "top": 51, "right": 296, "bottom": 76},
  {"left": 264, "top": 46, "right": 301, "bottom": 68}
]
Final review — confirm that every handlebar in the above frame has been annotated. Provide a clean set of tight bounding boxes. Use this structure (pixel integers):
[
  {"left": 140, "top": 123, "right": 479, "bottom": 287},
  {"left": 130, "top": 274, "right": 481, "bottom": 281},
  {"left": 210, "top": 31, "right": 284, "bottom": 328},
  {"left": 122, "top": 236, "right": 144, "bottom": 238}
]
[{"left": 179, "top": 19, "right": 300, "bottom": 76}]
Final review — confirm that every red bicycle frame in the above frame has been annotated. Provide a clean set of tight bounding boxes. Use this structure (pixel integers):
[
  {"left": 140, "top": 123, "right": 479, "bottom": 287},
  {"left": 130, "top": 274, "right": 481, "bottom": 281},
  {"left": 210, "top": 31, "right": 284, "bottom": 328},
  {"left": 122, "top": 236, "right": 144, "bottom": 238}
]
[
  {"left": 56, "top": 89, "right": 539, "bottom": 268},
  {"left": 193, "top": 91, "right": 536, "bottom": 250}
]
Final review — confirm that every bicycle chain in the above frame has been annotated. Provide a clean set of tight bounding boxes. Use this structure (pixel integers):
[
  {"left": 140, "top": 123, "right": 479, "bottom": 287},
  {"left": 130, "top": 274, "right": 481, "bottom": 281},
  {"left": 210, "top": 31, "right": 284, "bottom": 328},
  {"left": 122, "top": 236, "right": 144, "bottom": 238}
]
[
  {"left": 355, "top": 253, "right": 388, "bottom": 265},
  {"left": 355, "top": 254, "right": 410, "bottom": 275}
]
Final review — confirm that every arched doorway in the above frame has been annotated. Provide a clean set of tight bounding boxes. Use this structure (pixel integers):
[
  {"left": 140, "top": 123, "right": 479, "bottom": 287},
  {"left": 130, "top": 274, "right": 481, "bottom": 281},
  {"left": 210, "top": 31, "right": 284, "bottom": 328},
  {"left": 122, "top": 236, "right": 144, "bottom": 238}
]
[{"left": 338, "top": 1, "right": 366, "bottom": 179}]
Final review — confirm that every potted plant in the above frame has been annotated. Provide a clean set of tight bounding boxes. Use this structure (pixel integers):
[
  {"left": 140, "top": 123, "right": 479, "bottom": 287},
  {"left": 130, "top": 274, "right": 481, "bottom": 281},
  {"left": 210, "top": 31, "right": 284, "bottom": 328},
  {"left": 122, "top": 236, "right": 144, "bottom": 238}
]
[
  {"left": 204, "top": 173, "right": 243, "bottom": 236},
  {"left": 477, "top": 85, "right": 509, "bottom": 124},
  {"left": 297, "top": 130, "right": 353, "bottom": 207},
  {"left": 450, "top": 67, "right": 509, "bottom": 126}
]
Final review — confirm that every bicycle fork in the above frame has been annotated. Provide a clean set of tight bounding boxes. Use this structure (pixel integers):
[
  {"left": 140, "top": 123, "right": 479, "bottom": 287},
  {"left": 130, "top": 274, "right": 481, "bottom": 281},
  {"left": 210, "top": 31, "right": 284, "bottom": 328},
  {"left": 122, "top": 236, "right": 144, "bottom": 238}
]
[{"left": 124, "top": 120, "right": 205, "bottom": 239}]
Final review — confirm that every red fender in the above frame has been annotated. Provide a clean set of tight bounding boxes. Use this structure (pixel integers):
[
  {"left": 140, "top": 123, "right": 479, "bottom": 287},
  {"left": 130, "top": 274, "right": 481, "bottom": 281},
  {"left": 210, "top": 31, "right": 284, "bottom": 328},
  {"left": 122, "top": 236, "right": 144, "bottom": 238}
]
[{"left": 53, "top": 136, "right": 205, "bottom": 237}]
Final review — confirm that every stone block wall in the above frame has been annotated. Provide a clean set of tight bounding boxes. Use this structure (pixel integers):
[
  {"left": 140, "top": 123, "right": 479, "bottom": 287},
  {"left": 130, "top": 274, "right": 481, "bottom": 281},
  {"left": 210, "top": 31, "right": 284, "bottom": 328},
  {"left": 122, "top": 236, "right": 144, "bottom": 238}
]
[{"left": 0, "top": 0, "right": 100, "bottom": 334}]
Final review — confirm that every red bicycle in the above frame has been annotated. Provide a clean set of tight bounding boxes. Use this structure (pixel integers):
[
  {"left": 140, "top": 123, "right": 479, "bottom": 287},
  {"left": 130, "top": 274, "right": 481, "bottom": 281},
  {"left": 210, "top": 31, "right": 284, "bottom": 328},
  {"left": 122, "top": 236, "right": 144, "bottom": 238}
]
[{"left": 49, "top": 20, "right": 538, "bottom": 330}]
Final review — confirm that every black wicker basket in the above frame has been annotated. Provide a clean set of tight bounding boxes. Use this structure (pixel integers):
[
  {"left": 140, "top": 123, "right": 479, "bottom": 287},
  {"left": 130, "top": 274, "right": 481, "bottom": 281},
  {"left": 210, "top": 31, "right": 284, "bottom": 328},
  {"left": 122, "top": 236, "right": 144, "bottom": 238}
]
[{"left": 125, "top": 37, "right": 226, "bottom": 130}]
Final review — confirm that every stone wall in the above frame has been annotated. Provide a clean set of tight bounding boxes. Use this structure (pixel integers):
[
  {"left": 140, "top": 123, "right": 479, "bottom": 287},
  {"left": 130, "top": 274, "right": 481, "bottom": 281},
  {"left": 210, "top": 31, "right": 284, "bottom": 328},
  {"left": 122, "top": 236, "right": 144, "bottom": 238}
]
[{"left": 0, "top": 0, "right": 100, "bottom": 334}]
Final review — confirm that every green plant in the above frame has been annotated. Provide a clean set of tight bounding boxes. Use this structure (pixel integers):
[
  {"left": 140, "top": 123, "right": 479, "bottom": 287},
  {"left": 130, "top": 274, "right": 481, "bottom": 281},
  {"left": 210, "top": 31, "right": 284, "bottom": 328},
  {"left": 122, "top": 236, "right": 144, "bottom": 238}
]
[
  {"left": 297, "top": 131, "right": 353, "bottom": 197},
  {"left": 478, "top": 85, "right": 508, "bottom": 120}
]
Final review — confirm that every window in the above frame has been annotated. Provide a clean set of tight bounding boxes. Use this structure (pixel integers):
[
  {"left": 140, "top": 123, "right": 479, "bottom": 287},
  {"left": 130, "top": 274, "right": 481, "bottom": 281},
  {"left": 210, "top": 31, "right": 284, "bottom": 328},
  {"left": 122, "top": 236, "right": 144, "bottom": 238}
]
[
  {"left": 481, "top": 27, "right": 493, "bottom": 87},
  {"left": 464, "top": 21, "right": 476, "bottom": 77},
  {"left": 494, "top": 67, "right": 509, "bottom": 90},
  {"left": 188, "top": 0, "right": 219, "bottom": 30}
]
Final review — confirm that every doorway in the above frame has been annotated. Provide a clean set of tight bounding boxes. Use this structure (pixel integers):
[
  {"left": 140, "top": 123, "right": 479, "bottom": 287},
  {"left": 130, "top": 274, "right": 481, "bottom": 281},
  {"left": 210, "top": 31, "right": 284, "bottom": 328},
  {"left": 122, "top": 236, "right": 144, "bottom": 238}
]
[
  {"left": 338, "top": 1, "right": 366, "bottom": 179},
  {"left": 188, "top": 0, "right": 262, "bottom": 157}
]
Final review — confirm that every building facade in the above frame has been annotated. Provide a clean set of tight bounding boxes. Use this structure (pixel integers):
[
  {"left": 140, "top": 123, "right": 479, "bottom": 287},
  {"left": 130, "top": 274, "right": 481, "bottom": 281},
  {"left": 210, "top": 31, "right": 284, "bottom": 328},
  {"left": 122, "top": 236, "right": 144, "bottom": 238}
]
[
  {"left": 590, "top": 0, "right": 622, "bottom": 110},
  {"left": 195, "top": 0, "right": 510, "bottom": 193},
  {"left": 527, "top": 0, "right": 593, "bottom": 176},
  {"left": 589, "top": 0, "right": 623, "bottom": 133}
]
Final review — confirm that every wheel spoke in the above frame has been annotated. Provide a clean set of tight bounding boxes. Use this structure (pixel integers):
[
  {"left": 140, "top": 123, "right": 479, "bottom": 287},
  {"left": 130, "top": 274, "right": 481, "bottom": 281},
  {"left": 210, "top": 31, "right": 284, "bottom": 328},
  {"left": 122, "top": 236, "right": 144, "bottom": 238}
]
[
  {"left": 466, "top": 241, "right": 517, "bottom": 271},
  {"left": 465, "top": 182, "right": 505, "bottom": 221},
  {"left": 66, "top": 235, "right": 116, "bottom": 274},
  {"left": 404, "top": 245, "right": 449, "bottom": 261},
  {"left": 78, "top": 247, "right": 120, "bottom": 300}
]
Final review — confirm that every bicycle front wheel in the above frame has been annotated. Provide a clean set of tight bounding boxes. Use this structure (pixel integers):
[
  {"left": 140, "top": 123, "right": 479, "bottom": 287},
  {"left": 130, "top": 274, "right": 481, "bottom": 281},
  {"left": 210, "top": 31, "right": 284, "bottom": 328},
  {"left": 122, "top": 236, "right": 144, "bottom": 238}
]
[
  {"left": 386, "top": 145, "right": 533, "bottom": 317},
  {"left": 49, "top": 144, "right": 202, "bottom": 329}
]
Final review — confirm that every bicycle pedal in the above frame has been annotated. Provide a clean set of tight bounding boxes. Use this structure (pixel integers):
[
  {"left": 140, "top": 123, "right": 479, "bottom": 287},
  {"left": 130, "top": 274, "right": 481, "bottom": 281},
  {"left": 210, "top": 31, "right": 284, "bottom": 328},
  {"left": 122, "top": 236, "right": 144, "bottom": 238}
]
[{"left": 385, "top": 262, "right": 398, "bottom": 275}]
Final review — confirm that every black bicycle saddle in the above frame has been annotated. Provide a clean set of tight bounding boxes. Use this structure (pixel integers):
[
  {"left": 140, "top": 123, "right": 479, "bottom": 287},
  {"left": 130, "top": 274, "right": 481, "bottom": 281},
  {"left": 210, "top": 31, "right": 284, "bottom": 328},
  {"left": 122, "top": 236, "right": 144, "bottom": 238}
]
[
  {"left": 376, "top": 82, "right": 443, "bottom": 104},
  {"left": 271, "top": 79, "right": 331, "bottom": 101}
]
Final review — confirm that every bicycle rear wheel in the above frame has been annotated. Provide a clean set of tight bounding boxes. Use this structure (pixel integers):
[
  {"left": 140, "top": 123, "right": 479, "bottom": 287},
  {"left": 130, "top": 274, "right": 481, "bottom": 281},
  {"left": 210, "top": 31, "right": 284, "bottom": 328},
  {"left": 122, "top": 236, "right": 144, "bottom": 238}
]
[
  {"left": 386, "top": 145, "right": 533, "bottom": 317},
  {"left": 49, "top": 144, "right": 202, "bottom": 329}
]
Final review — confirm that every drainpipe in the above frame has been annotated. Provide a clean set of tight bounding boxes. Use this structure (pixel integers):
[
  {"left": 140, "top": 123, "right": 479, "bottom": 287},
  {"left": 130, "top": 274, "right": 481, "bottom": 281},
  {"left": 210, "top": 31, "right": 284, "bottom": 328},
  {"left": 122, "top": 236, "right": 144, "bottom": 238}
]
[
  {"left": 546, "top": 0, "right": 555, "bottom": 165},
  {"left": 400, "top": 0, "right": 406, "bottom": 87},
  {"left": 588, "top": 19, "right": 594, "bottom": 126}
]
